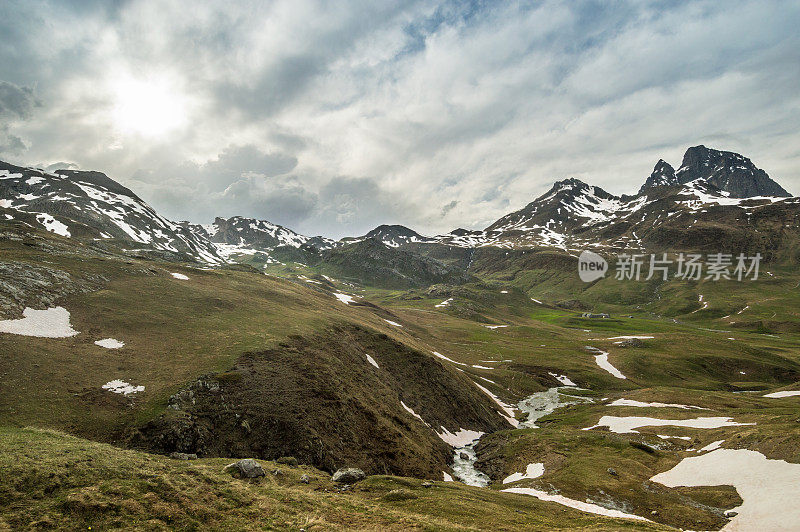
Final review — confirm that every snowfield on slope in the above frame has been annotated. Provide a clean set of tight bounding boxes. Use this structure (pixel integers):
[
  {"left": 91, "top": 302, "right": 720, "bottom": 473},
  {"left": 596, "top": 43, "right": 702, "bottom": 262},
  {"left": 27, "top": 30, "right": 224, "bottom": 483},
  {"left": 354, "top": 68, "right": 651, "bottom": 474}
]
[
  {"left": 763, "top": 390, "right": 800, "bottom": 398},
  {"left": 436, "top": 427, "right": 483, "bottom": 447},
  {"left": 585, "top": 346, "right": 626, "bottom": 379},
  {"left": 0, "top": 307, "right": 79, "bottom": 338},
  {"left": 608, "top": 399, "right": 705, "bottom": 410},
  {"left": 651, "top": 448, "right": 800, "bottom": 531},
  {"left": 503, "top": 463, "right": 545, "bottom": 484},
  {"left": 583, "top": 415, "right": 754, "bottom": 434},
  {"left": 502, "top": 487, "right": 650, "bottom": 522}
]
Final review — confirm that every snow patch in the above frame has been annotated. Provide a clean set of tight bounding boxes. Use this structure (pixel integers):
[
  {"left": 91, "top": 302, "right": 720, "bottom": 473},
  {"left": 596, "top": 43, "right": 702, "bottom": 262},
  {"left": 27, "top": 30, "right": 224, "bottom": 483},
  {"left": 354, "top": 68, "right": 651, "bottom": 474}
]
[
  {"left": 333, "top": 293, "right": 355, "bottom": 305},
  {"left": 697, "top": 440, "right": 725, "bottom": 453},
  {"left": 472, "top": 381, "right": 518, "bottom": 427},
  {"left": 763, "top": 390, "right": 800, "bottom": 398},
  {"left": 502, "top": 487, "right": 649, "bottom": 522},
  {"left": 651, "top": 448, "right": 800, "bottom": 531},
  {"left": 365, "top": 354, "right": 379, "bottom": 368},
  {"left": 95, "top": 338, "right": 125, "bottom": 349},
  {"left": 432, "top": 351, "right": 468, "bottom": 367},
  {"left": 102, "top": 380, "right": 145, "bottom": 395},
  {"left": 583, "top": 415, "right": 753, "bottom": 434},
  {"left": 400, "top": 401, "right": 427, "bottom": 425},
  {"left": 170, "top": 272, "right": 189, "bottom": 280},
  {"left": 0, "top": 307, "right": 79, "bottom": 338},
  {"left": 436, "top": 427, "right": 484, "bottom": 447},
  {"left": 608, "top": 399, "right": 704, "bottom": 410},
  {"left": 36, "top": 213, "right": 70, "bottom": 237},
  {"left": 383, "top": 319, "right": 402, "bottom": 327},
  {"left": 585, "top": 346, "right": 626, "bottom": 379},
  {"left": 548, "top": 373, "right": 576, "bottom": 386},
  {"left": 503, "top": 463, "right": 545, "bottom": 484}
]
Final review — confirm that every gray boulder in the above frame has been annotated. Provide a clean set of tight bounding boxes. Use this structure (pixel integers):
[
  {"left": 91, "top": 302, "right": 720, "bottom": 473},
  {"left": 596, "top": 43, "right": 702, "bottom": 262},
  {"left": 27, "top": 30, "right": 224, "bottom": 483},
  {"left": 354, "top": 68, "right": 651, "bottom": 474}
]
[
  {"left": 332, "top": 467, "right": 366, "bottom": 484},
  {"left": 224, "top": 459, "right": 266, "bottom": 478}
]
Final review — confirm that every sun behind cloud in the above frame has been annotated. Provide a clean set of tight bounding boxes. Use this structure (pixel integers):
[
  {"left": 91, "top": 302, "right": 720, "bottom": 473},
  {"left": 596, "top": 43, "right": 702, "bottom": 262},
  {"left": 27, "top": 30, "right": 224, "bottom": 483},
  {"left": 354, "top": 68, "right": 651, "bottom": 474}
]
[{"left": 111, "top": 75, "right": 188, "bottom": 138}]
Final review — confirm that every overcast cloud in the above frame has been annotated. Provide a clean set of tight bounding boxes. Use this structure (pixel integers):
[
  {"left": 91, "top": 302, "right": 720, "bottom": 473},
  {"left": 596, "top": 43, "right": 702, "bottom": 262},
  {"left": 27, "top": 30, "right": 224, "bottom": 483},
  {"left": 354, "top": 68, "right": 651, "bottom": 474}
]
[{"left": 1, "top": 0, "right": 798, "bottom": 238}]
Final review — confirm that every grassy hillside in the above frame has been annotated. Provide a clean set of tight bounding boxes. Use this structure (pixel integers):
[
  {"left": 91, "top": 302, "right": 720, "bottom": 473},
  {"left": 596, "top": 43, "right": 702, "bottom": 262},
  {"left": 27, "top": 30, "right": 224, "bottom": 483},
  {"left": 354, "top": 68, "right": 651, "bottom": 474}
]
[
  {"left": 0, "top": 426, "right": 667, "bottom": 531},
  {"left": 3, "top": 222, "right": 800, "bottom": 530}
]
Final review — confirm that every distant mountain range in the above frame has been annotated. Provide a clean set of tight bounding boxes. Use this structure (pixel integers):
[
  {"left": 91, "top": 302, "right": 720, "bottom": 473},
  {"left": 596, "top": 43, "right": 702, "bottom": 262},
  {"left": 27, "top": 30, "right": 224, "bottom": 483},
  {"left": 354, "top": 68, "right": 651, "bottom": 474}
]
[{"left": 1, "top": 145, "right": 796, "bottom": 264}]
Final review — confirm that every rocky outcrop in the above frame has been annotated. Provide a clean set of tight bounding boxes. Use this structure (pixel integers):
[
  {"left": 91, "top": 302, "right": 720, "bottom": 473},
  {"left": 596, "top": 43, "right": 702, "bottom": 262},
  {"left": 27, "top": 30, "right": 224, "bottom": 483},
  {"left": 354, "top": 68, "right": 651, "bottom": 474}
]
[
  {"left": 641, "top": 145, "right": 791, "bottom": 198},
  {"left": 639, "top": 159, "right": 678, "bottom": 194},
  {"left": 332, "top": 468, "right": 366, "bottom": 484},
  {"left": 135, "top": 324, "right": 513, "bottom": 478}
]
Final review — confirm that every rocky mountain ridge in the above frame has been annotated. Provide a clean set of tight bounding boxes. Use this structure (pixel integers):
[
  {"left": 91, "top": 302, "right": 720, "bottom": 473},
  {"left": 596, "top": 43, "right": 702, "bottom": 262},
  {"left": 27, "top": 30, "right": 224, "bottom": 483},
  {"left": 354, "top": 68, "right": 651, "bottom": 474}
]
[{"left": 1, "top": 145, "right": 794, "bottom": 263}]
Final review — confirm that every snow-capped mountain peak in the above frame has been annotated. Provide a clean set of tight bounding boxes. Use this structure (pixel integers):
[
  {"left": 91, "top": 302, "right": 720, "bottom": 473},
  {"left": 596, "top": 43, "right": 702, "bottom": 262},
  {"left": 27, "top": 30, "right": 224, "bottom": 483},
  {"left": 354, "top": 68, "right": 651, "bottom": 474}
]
[{"left": 0, "top": 161, "right": 223, "bottom": 263}]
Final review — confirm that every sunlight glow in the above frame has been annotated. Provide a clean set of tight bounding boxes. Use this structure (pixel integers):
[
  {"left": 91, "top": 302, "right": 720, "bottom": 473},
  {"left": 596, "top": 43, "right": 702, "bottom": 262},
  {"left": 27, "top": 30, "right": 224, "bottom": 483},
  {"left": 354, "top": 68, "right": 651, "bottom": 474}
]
[{"left": 111, "top": 76, "right": 187, "bottom": 137}]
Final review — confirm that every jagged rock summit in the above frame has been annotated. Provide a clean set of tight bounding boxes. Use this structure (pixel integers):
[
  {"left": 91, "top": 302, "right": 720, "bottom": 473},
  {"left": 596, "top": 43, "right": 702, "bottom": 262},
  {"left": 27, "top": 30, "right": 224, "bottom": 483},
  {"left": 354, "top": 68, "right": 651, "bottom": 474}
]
[{"left": 640, "top": 145, "right": 790, "bottom": 198}]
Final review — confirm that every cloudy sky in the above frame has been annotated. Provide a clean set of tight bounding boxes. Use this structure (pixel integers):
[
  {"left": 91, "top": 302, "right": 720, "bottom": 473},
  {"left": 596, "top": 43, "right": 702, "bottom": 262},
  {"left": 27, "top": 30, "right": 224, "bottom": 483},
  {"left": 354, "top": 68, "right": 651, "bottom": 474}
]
[{"left": 1, "top": 0, "right": 798, "bottom": 238}]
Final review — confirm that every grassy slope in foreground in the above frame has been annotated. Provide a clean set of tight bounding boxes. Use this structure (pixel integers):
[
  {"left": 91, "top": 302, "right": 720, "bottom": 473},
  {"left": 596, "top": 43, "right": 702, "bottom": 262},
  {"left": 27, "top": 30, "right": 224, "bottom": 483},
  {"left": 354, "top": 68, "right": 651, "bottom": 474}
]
[{"left": 0, "top": 426, "right": 667, "bottom": 531}]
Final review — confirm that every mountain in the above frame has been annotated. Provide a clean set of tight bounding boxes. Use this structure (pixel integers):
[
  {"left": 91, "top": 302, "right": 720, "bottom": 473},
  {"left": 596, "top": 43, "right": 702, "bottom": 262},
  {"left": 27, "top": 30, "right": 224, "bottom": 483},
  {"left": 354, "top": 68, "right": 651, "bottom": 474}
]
[
  {"left": 423, "top": 146, "right": 796, "bottom": 255},
  {"left": 318, "top": 238, "right": 472, "bottom": 289},
  {"left": 0, "top": 161, "right": 223, "bottom": 264},
  {"left": 200, "top": 216, "right": 336, "bottom": 259},
  {"left": 641, "top": 145, "right": 790, "bottom": 198},
  {"left": 363, "top": 224, "right": 433, "bottom": 247},
  {"left": 430, "top": 178, "right": 797, "bottom": 256},
  {"left": 1, "top": 144, "right": 795, "bottom": 269},
  {"left": 639, "top": 159, "right": 678, "bottom": 193}
]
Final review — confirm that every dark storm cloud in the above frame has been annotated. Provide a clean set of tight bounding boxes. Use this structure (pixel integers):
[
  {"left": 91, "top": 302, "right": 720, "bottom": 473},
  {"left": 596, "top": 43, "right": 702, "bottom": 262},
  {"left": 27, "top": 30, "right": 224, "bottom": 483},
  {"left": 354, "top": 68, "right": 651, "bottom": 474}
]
[
  {"left": 0, "top": 81, "right": 39, "bottom": 119},
  {"left": 0, "top": 80, "right": 40, "bottom": 154}
]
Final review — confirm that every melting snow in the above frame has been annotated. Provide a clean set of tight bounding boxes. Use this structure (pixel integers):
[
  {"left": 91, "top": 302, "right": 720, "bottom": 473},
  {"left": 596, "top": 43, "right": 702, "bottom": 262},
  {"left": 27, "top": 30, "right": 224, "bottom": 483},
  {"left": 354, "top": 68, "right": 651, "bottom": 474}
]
[
  {"left": 502, "top": 487, "right": 649, "bottom": 521},
  {"left": 333, "top": 293, "right": 355, "bottom": 304},
  {"left": 432, "top": 351, "right": 468, "bottom": 366},
  {"left": 400, "top": 401, "right": 427, "bottom": 425},
  {"left": 443, "top": 472, "right": 454, "bottom": 482},
  {"left": 548, "top": 373, "right": 576, "bottom": 386},
  {"left": 484, "top": 325, "right": 508, "bottom": 329},
  {"left": 697, "top": 440, "right": 725, "bottom": 452},
  {"left": 102, "top": 380, "right": 145, "bottom": 395},
  {"left": 651, "top": 448, "right": 800, "bottom": 531},
  {"left": 95, "top": 338, "right": 125, "bottom": 349},
  {"left": 170, "top": 272, "right": 189, "bottom": 280},
  {"left": 0, "top": 307, "right": 79, "bottom": 338},
  {"left": 472, "top": 381, "right": 518, "bottom": 427},
  {"left": 763, "top": 390, "right": 800, "bottom": 398},
  {"left": 503, "top": 463, "right": 545, "bottom": 484},
  {"left": 437, "top": 427, "right": 484, "bottom": 447},
  {"left": 383, "top": 319, "right": 402, "bottom": 327},
  {"left": 583, "top": 415, "right": 753, "bottom": 434},
  {"left": 608, "top": 399, "right": 704, "bottom": 410},
  {"left": 585, "top": 347, "right": 626, "bottom": 379},
  {"left": 365, "top": 354, "right": 379, "bottom": 368},
  {"left": 35, "top": 213, "right": 70, "bottom": 237},
  {"left": 435, "top": 298, "right": 453, "bottom": 308}
]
